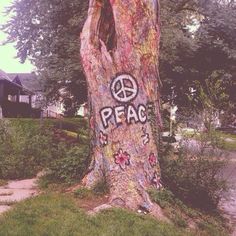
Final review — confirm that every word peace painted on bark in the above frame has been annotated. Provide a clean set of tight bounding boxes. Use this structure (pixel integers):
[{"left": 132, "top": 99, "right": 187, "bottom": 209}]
[{"left": 100, "top": 74, "right": 147, "bottom": 129}]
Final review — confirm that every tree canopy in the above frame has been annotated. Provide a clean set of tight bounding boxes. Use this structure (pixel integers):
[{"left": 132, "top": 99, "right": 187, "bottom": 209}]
[
  {"left": 160, "top": 0, "right": 236, "bottom": 116},
  {"left": 2, "top": 0, "right": 88, "bottom": 115},
  {"left": 2, "top": 0, "right": 235, "bottom": 116}
]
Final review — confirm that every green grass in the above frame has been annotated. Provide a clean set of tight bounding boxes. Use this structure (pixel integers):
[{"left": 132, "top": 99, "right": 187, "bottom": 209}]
[
  {"left": 8, "top": 117, "right": 88, "bottom": 133},
  {"left": 63, "top": 130, "right": 78, "bottom": 138},
  {"left": 182, "top": 129, "right": 236, "bottom": 151},
  {"left": 216, "top": 131, "right": 236, "bottom": 151},
  {"left": 0, "top": 193, "right": 193, "bottom": 236}
]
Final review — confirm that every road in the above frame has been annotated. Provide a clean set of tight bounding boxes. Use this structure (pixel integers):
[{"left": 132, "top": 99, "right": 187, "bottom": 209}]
[{"left": 219, "top": 151, "right": 236, "bottom": 235}]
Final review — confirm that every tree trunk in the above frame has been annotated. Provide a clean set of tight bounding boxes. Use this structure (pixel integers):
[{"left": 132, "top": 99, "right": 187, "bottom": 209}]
[{"left": 80, "top": 0, "right": 162, "bottom": 216}]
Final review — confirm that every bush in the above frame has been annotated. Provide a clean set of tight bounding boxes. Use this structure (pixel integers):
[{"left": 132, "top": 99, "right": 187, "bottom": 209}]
[
  {"left": 0, "top": 119, "right": 90, "bottom": 182},
  {"left": 0, "top": 119, "right": 54, "bottom": 179},
  {"left": 159, "top": 131, "right": 227, "bottom": 210},
  {"left": 148, "top": 188, "right": 175, "bottom": 209},
  {"left": 47, "top": 145, "right": 90, "bottom": 184}
]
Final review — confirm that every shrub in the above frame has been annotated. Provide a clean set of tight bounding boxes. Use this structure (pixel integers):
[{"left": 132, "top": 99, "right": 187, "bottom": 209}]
[
  {"left": 148, "top": 188, "right": 175, "bottom": 209},
  {"left": 0, "top": 119, "right": 54, "bottom": 179},
  {"left": 0, "top": 118, "right": 90, "bottom": 184},
  {"left": 47, "top": 145, "right": 90, "bottom": 184},
  {"left": 171, "top": 213, "right": 188, "bottom": 228},
  {"left": 159, "top": 132, "right": 227, "bottom": 210}
]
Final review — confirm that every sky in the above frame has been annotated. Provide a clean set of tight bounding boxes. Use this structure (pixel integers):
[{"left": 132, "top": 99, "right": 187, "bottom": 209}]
[{"left": 0, "top": 0, "right": 34, "bottom": 73}]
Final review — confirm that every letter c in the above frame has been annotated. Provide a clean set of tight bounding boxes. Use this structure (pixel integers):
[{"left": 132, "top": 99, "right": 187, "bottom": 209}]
[{"left": 138, "top": 105, "right": 147, "bottom": 124}]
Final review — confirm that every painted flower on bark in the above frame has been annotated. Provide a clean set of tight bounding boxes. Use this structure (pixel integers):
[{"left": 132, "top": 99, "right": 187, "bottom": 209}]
[
  {"left": 114, "top": 149, "right": 130, "bottom": 170},
  {"left": 99, "top": 131, "right": 108, "bottom": 147},
  {"left": 148, "top": 153, "right": 157, "bottom": 167}
]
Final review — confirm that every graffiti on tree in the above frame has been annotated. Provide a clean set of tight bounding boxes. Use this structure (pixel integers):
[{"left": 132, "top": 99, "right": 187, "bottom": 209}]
[
  {"left": 110, "top": 74, "right": 138, "bottom": 103},
  {"left": 151, "top": 171, "right": 162, "bottom": 190},
  {"left": 148, "top": 153, "right": 158, "bottom": 167},
  {"left": 141, "top": 127, "right": 150, "bottom": 145},
  {"left": 114, "top": 148, "right": 131, "bottom": 170},
  {"left": 100, "top": 73, "right": 148, "bottom": 129},
  {"left": 99, "top": 131, "right": 108, "bottom": 147}
]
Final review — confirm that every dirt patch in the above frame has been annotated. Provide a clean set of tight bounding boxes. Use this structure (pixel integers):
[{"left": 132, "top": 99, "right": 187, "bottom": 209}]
[{"left": 75, "top": 195, "right": 110, "bottom": 212}]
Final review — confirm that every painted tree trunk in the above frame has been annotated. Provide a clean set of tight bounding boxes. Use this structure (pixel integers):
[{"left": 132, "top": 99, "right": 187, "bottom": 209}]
[{"left": 80, "top": 0, "right": 162, "bottom": 216}]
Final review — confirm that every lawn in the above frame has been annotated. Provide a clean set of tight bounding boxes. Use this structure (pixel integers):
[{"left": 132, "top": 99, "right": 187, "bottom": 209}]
[
  {"left": 0, "top": 193, "right": 192, "bottom": 236},
  {"left": 216, "top": 131, "right": 236, "bottom": 151},
  {"left": 181, "top": 129, "right": 236, "bottom": 151},
  {"left": 0, "top": 188, "right": 230, "bottom": 236}
]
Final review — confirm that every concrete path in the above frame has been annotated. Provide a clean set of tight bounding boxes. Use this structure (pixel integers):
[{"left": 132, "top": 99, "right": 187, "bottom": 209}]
[{"left": 0, "top": 178, "right": 38, "bottom": 214}]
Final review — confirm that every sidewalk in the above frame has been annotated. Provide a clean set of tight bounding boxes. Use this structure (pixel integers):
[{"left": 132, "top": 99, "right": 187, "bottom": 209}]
[{"left": 0, "top": 178, "right": 38, "bottom": 214}]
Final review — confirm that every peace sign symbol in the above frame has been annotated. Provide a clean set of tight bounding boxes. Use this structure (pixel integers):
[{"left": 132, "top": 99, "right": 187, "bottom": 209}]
[{"left": 110, "top": 74, "right": 139, "bottom": 103}]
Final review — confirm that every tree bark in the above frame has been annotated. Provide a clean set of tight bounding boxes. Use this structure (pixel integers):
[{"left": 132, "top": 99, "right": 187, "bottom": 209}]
[{"left": 80, "top": 0, "right": 162, "bottom": 216}]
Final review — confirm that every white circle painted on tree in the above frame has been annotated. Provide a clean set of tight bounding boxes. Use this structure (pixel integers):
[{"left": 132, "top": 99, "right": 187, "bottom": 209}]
[{"left": 110, "top": 74, "right": 139, "bottom": 103}]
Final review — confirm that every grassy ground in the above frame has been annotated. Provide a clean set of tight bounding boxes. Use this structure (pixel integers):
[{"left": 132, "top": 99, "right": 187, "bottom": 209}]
[
  {"left": 182, "top": 129, "right": 236, "bottom": 151},
  {"left": 0, "top": 193, "right": 192, "bottom": 236},
  {"left": 0, "top": 185, "right": 230, "bottom": 236},
  {"left": 216, "top": 131, "right": 236, "bottom": 151}
]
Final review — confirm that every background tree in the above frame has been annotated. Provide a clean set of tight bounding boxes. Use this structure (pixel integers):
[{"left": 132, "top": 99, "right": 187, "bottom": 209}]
[
  {"left": 3, "top": 0, "right": 234, "bottom": 119},
  {"left": 193, "top": 0, "right": 236, "bottom": 118},
  {"left": 2, "top": 0, "right": 88, "bottom": 112},
  {"left": 160, "top": 0, "right": 236, "bottom": 122}
]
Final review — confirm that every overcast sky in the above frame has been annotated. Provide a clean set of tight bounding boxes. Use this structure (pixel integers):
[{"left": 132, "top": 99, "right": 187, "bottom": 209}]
[{"left": 0, "top": 0, "right": 34, "bottom": 73}]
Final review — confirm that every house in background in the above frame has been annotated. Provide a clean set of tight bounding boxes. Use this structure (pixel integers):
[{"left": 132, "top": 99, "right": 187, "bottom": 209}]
[
  {"left": 0, "top": 69, "right": 64, "bottom": 118},
  {"left": 77, "top": 102, "right": 89, "bottom": 117},
  {"left": 7, "top": 72, "right": 64, "bottom": 118},
  {"left": 0, "top": 70, "right": 37, "bottom": 118}
]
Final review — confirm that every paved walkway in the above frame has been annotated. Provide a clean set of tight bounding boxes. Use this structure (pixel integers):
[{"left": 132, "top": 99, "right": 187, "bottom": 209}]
[{"left": 0, "top": 178, "right": 38, "bottom": 214}]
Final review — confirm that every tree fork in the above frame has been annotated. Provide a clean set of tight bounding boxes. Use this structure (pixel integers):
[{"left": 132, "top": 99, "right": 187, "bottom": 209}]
[{"left": 80, "top": 0, "right": 163, "bottom": 216}]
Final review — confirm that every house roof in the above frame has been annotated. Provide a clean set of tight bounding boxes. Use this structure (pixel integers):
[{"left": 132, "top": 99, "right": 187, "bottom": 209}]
[
  {"left": 0, "top": 70, "right": 38, "bottom": 95},
  {"left": 0, "top": 70, "right": 11, "bottom": 82},
  {"left": 0, "top": 70, "right": 34, "bottom": 95},
  {"left": 7, "top": 73, "right": 43, "bottom": 92}
]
